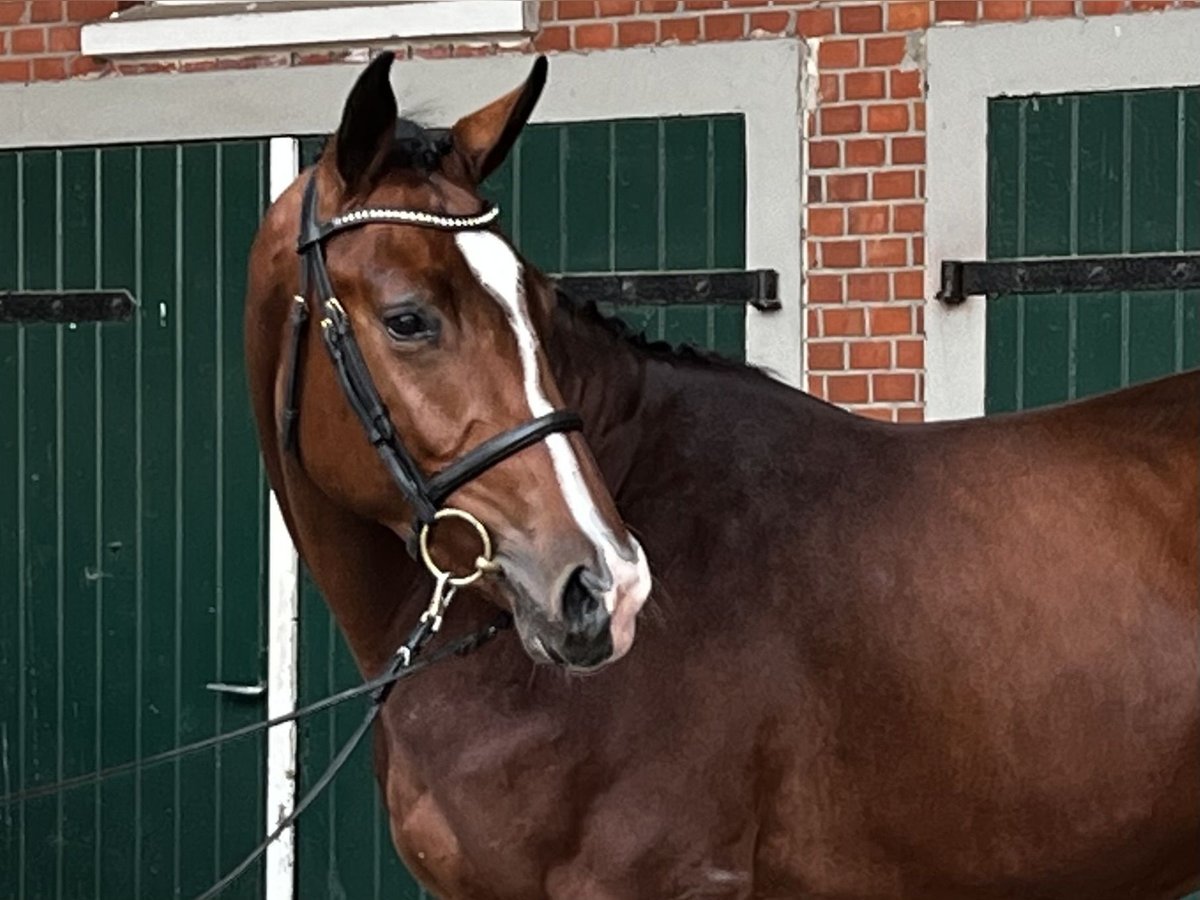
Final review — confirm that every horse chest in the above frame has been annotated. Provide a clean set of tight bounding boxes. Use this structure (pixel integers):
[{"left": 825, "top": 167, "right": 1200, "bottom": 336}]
[
  {"left": 377, "top": 690, "right": 582, "bottom": 896},
  {"left": 375, "top": 677, "right": 766, "bottom": 898},
  {"left": 386, "top": 776, "right": 471, "bottom": 890}
]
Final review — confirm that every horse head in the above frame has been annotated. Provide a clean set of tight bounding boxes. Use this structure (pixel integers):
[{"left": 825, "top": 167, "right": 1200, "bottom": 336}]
[{"left": 271, "top": 52, "right": 650, "bottom": 671}]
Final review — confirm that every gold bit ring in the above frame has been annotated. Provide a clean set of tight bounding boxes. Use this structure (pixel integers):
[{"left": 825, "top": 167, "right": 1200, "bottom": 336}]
[{"left": 418, "top": 507, "right": 495, "bottom": 587}]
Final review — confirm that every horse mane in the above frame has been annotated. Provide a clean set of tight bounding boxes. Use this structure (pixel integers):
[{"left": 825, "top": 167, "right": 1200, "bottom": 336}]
[
  {"left": 309, "top": 115, "right": 452, "bottom": 175},
  {"left": 550, "top": 287, "right": 774, "bottom": 381},
  {"left": 389, "top": 117, "right": 453, "bottom": 173}
]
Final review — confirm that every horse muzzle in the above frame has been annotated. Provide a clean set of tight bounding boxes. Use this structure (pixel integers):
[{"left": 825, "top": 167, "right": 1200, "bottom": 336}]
[{"left": 505, "top": 540, "right": 651, "bottom": 672}]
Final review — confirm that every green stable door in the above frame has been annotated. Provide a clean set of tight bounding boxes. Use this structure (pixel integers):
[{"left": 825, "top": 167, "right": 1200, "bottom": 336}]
[
  {"left": 0, "top": 141, "right": 270, "bottom": 899},
  {"left": 293, "top": 113, "right": 748, "bottom": 899},
  {"left": 986, "top": 87, "right": 1200, "bottom": 412}
]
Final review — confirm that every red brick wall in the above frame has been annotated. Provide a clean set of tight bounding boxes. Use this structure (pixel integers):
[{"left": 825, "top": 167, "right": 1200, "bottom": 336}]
[{"left": 2, "top": 0, "right": 1198, "bottom": 420}]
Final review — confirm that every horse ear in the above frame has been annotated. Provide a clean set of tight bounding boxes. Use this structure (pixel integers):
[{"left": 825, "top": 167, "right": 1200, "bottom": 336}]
[
  {"left": 334, "top": 51, "right": 398, "bottom": 192},
  {"left": 446, "top": 56, "right": 547, "bottom": 186}
]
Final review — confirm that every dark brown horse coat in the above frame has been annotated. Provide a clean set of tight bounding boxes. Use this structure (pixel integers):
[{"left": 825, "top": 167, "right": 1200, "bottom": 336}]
[{"left": 244, "top": 55, "right": 1200, "bottom": 900}]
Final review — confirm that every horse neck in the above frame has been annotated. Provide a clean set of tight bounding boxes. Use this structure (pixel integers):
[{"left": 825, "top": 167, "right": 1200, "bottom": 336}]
[
  {"left": 277, "top": 465, "right": 431, "bottom": 675},
  {"left": 537, "top": 287, "right": 658, "bottom": 487}
]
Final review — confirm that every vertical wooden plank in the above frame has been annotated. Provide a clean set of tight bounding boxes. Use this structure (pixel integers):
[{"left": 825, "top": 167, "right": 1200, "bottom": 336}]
[
  {"left": 216, "top": 139, "right": 269, "bottom": 899},
  {"left": 57, "top": 146, "right": 99, "bottom": 900},
  {"left": 1128, "top": 89, "right": 1180, "bottom": 254},
  {"left": 1184, "top": 89, "right": 1200, "bottom": 368},
  {"left": 295, "top": 571, "right": 332, "bottom": 899},
  {"left": 1127, "top": 301, "right": 1176, "bottom": 386},
  {"left": 662, "top": 118, "right": 711, "bottom": 350},
  {"left": 711, "top": 115, "right": 746, "bottom": 271},
  {"left": 1023, "top": 97, "right": 1074, "bottom": 258},
  {"left": 987, "top": 99, "right": 1022, "bottom": 260},
  {"left": 662, "top": 118, "right": 710, "bottom": 270},
  {"left": 97, "top": 144, "right": 139, "bottom": 899},
  {"left": 562, "top": 121, "right": 612, "bottom": 273},
  {"left": 1074, "top": 92, "right": 1125, "bottom": 399},
  {"left": 137, "top": 141, "right": 181, "bottom": 900},
  {"left": 1126, "top": 90, "right": 1179, "bottom": 383},
  {"left": 20, "top": 148, "right": 62, "bottom": 900},
  {"left": 985, "top": 99, "right": 1021, "bottom": 414},
  {"left": 1184, "top": 293, "right": 1199, "bottom": 370},
  {"left": 1072, "top": 295, "right": 1124, "bottom": 396},
  {"left": 177, "top": 141, "right": 220, "bottom": 899},
  {"left": 516, "top": 126, "right": 562, "bottom": 274},
  {"left": 613, "top": 118, "right": 660, "bottom": 272},
  {"left": 0, "top": 150, "right": 20, "bottom": 900},
  {"left": 711, "top": 115, "right": 747, "bottom": 361},
  {"left": 611, "top": 118, "right": 662, "bottom": 340},
  {"left": 1186, "top": 88, "right": 1200, "bottom": 252},
  {"left": 330, "top": 629, "right": 378, "bottom": 898},
  {"left": 1075, "top": 93, "right": 1126, "bottom": 257},
  {"left": 1021, "top": 96, "right": 1072, "bottom": 410}
]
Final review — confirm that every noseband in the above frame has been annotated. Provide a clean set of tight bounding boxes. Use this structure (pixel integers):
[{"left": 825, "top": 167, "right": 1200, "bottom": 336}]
[{"left": 281, "top": 172, "right": 583, "bottom": 570}]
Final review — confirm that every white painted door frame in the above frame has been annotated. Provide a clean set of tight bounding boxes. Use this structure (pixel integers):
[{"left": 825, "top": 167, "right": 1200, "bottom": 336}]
[
  {"left": 264, "top": 137, "right": 300, "bottom": 900},
  {"left": 924, "top": 7, "right": 1200, "bottom": 422}
]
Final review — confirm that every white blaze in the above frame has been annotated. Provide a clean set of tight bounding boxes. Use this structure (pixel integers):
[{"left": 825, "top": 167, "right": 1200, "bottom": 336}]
[{"left": 454, "top": 230, "right": 648, "bottom": 615}]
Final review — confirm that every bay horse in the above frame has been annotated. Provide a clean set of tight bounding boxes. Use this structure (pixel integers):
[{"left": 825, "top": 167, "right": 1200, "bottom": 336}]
[{"left": 244, "top": 52, "right": 1200, "bottom": 899}]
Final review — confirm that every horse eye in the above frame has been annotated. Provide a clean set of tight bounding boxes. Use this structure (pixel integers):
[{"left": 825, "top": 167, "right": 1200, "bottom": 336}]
[{"left": 384, "top": 310, "right": 435, "bottom": 341}]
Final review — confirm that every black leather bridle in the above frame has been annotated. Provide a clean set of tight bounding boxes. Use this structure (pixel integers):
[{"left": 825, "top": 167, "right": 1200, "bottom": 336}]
[{"left": 282, "top": 172, "right": 583, "bottom": 538}]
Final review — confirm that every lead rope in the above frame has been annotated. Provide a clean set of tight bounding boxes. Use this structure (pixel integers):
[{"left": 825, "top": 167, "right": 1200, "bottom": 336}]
[
  {"left": 194, "top": 509, "right": 503, "bottom": 899},
  {"left": 0, "top": 612, "right": 509, "bottom": 811},
  {"left": 195, "top": 573, "right": 475, "bottom": 900}
]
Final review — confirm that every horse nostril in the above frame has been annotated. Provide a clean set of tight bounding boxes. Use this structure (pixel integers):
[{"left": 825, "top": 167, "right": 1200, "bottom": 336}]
[
  {"left": 562, "top": 566, "right": 608, "bottom": 634},
  {"left": 556, "top": 566, "right": 615, "bottom": 668}
]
